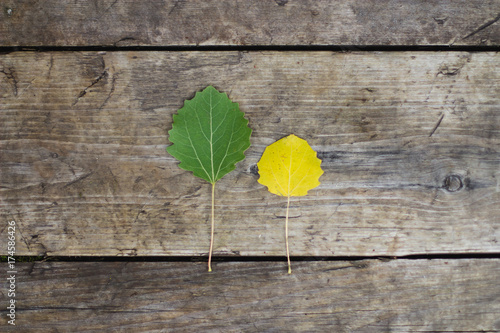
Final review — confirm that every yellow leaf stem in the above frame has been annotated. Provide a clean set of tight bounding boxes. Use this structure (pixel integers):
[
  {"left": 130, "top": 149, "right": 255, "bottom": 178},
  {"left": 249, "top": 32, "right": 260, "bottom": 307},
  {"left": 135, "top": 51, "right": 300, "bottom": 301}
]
[{"left": 285, "top": 194, "right": 291, "bottom": 274}]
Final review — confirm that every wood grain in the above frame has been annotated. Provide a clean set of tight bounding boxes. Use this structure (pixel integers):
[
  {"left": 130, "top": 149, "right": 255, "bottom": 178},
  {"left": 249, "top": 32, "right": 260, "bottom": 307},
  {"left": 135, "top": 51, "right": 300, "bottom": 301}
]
[
  {"left": 1, "top": 0, "right": 500, "bottom": 47},
  {"left": 1, "top": 259, "right": 499, "bottom": 332},
  {"left": 1, "top": 51, "right": 499, "bottom": 256}
]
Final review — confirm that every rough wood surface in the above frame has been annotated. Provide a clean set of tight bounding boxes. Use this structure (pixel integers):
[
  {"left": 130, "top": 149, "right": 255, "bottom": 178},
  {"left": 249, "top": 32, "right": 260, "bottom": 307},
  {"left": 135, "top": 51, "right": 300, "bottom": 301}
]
[
  {"left": 1, "top": 51, "right": 499, "bottom": 256},
  {"left": 1, "top": 259, "right": 499, "bottom": 332},
  {"left": 1, "top": 0, "right": 500, "bottom": 47}
]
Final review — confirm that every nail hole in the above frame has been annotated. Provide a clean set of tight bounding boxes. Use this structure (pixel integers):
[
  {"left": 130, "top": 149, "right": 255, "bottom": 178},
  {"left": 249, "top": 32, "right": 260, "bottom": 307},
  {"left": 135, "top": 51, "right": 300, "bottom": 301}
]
[
  {"left": 249, "top": 164, "right": 259, "bottom": 176},
  {"left": 443, "top": 174, "right": 463, "bottom": 192}
]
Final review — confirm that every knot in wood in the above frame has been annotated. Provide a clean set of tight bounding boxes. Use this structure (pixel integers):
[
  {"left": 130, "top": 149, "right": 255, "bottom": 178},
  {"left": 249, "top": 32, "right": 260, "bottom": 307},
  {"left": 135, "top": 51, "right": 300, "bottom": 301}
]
[
  {"left": 249, "top": 164, "right": 259, "bottom": 176},
  {"left": 275, "top": 0, "right": 288, "bottom": 6},
  {"left": 443, "top": 174, "right": 463, "bottom": 192}
]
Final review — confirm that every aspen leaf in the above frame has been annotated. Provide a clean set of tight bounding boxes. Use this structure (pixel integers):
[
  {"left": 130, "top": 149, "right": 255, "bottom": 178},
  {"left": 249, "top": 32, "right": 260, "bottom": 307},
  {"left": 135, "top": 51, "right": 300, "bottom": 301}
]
[
  {"left": 167, "top": 86, "right": 252, "bottom": 184},
  {"left": 257, "top": 134, "right": 323, "bottom": 273},
  {"left": 167, "top": 86, "right": 252, "bottom": 272},
  {"left": 257, "top": 134, "right": 323, "bottom": 197}
]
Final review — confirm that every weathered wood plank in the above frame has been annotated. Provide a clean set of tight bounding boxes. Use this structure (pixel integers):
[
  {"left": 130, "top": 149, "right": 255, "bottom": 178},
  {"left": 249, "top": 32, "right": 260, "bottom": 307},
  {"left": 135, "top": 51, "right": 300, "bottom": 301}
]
[
  {"left": 1, "top": 260, "right": 499, "bottom": 332},
  {"left": 1, "top": 0, "right": 500, "bottom": 47},
  {"left": 1, "top": 51, "right": 499, "bottom": 256}
]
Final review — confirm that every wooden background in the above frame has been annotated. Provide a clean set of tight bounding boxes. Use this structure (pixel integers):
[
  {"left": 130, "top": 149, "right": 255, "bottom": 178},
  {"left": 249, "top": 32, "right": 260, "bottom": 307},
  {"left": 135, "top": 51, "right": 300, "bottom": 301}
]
[{"left": 1, "top": 1, "right": 499, "bottom": 331}]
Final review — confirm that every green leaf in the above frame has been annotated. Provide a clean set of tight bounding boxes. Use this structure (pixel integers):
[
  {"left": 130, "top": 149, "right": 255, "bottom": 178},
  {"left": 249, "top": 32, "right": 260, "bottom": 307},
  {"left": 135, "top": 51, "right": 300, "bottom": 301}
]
[
  {"left": 167, "top": 86, "right": 252, "bottom": 184},
  {"left": 166, "top": 85, "right": 252, "bottom": 272}
]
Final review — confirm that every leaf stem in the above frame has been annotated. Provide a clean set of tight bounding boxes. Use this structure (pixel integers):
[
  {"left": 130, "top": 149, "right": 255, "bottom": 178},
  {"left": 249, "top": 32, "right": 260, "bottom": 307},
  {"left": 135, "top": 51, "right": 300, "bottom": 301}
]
[
  {"left": 208, "top": 182, "right": 215, "bottom": 272},
  {"left": 285, "top": 194, "right": 291, "bottom": 274}
]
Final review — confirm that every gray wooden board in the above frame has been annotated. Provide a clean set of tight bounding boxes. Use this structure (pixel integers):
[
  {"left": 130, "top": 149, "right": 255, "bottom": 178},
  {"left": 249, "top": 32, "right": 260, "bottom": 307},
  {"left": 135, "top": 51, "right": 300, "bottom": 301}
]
[
  {"left": 1, "top": 0, "right": 500, "bottom": 47},
  {"left": 1, "top": 259, "right": 499, "bottom": 332},
  {"left": 1, "top": 51, "right": 499, "bottom": 256}
]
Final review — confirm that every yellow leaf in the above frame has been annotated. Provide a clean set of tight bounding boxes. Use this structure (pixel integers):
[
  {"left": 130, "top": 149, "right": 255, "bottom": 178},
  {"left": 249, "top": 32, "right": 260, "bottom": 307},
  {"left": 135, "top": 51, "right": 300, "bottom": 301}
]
[
  {"left": 257, "top": 134, "right": 323, "bottom": 197},
  {"left": 257, "top": 134, "right": 323, "bottom": 274}
]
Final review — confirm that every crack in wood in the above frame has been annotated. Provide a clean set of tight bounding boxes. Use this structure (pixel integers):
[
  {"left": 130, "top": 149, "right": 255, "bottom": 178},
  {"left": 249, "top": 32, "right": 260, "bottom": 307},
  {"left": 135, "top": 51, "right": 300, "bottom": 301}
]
[
  {"left": 463, "top": 12, "right": 500, "bottom": 39},
  {"left": 99, "top": 74, "right": 117, "bottom": 110},
  {"left": 63, "top": 171, "right": 94, "bottom": 188},
  {"left": 1, "top": 67, "right": 18, "bottom": 96},
  {"left": 168, "top": 0, "right": 186, "bottom": 15},
  {"left": 429, "top": 114, "right": 445, "bottom": 137},
  {"left": 113, "top": 37, "right": 137, "bottom": 47},
  {"left": 72, "top": 70, "right": 108, "bottom": 106},
  {"left": 47, "top": 54, "right": 54, "bottom": 78}
]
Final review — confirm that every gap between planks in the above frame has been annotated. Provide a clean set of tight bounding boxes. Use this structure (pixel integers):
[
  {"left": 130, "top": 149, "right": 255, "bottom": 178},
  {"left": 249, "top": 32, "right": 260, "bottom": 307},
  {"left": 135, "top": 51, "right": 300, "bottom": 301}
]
[
  {"left": 7, "top": 253, "right": 500, "bottom": 264},
  {"left": 1, "top": 45, "right": 500, "bottom": 54}
]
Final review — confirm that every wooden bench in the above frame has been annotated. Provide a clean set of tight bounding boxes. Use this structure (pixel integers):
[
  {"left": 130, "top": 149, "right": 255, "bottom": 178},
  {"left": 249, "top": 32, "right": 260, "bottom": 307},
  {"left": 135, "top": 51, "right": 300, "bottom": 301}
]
[{"left": 1, "top": 1, "right": 499, "bottom": 331}]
